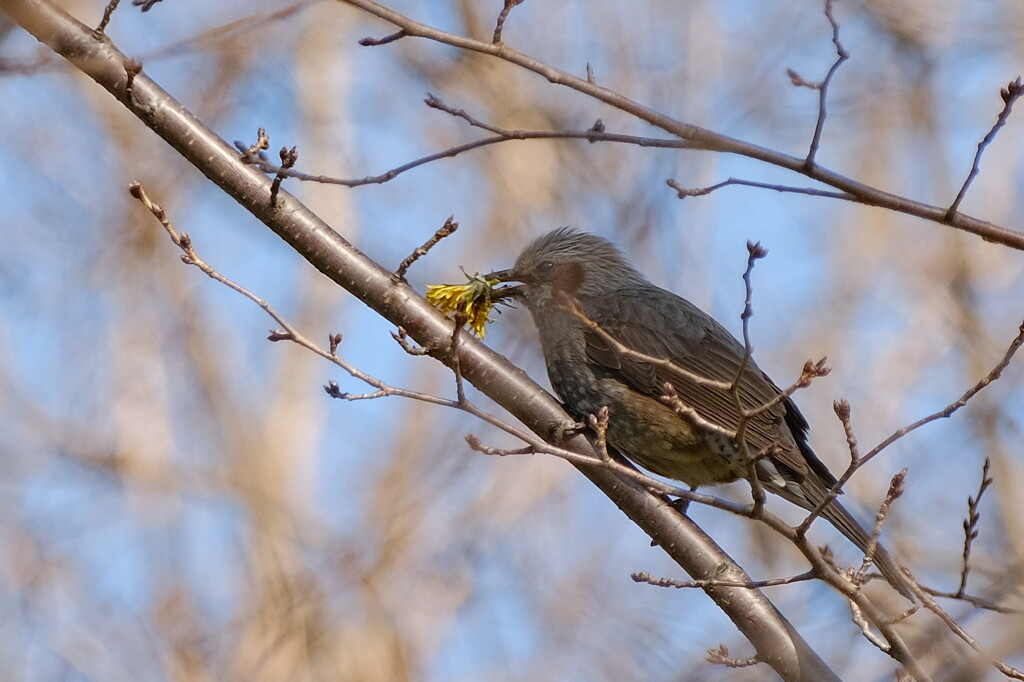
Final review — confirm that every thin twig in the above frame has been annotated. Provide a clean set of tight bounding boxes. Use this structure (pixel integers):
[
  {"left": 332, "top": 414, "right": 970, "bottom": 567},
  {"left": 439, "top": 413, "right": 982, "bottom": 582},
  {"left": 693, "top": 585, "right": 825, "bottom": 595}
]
[
  {"left": 734, "top": 241, "right": 767, "bottom": 392},
  {"left": 324, "top": 381, "right": 388, "bottom": 401},
  {"left": 849, "top": 600, "right": 890, "bottom": 652},
  {"left": 667, "top": 177, "right": 852, "bottom": 202},
  {"left": 248, "top": 127, "right": 695, "bottom": 188},
  {"left": 464, "top": 434, "right": 533, "bottom": 456},
  {"left": 947, "top": 77, "right": 1024, "bottom": 219},
  {"left": 633, "top": 570, "right": 816, "bottom": 590},
  {"left": 706, "top": 645, "right": 759, "bottom": 669},
  {"left": 358, "top": 29, "right": 407, "bottom": 46},
  {"left": 391, "top": 326, "right": 433, "bottom": 356},
  {"left": 96, "top": 0, "right": 121, "bottom": 33},
  {"left": 852, "top": 470, "right": 906, "bottom": 589},
  {"left": 491, "top": 0, "right": 523, "bottom": 43},
  {"left": 957, "top": 458, "right": 993, "bottom": 597},
  {"left": 270, "top": 145, "right": 298, "bottom": 207},
  {"left": 394, "top": 216, "right": 459, "bottom": 281},
  {"left": 732, "top": 241, "right": 769, "bottom": 512},
  {"left": 238, "top": 127, "right": 270, "bottom": 164},
  {"left": 660, "top": 385, "right": 747, "bottom": 442},
  {"left": 804, "top": 0, "right": 849, "bottom": 166},
  {"left": 921, "top": 586, "right": 1018, "bottom": 614},
  {"left": 130, "top": 181, "right": 580, "bottom": 463}
]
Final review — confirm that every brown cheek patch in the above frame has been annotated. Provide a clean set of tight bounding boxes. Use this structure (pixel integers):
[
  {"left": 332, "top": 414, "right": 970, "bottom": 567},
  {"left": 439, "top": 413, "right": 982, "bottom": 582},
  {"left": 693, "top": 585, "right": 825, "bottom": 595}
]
[{"left": 552, "top": 261, "right": 586, "bottom": 295}]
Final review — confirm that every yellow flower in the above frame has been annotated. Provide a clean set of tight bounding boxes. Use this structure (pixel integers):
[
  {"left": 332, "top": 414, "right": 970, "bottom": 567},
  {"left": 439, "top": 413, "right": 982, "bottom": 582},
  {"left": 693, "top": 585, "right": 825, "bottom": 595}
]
[{"left": 426, "top": 274, "right": 501, "bottom": 338}]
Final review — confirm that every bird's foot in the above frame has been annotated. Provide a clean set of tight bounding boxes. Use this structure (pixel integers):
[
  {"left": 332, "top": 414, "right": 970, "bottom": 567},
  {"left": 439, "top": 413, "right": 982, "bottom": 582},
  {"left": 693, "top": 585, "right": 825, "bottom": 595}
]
[
  {"left": 668, "top": 485, "right": 700, "bottom": 515},
  {"left": 669, "top": 497, "right": 691, "bottom": 515},
  {"left": 547, "top": 417, "right": 586, "bottom": 444}
]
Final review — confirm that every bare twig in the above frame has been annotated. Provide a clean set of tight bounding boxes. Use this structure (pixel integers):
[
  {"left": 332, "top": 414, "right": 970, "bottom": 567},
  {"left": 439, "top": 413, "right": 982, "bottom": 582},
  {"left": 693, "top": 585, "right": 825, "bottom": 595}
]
[
  {"left": 238, "top": 127, "right": 270, "bottom": 164},
  {"left": 394, "top": 216, "right": 459, "bottom": 281},
  {"left": 667, "top": 177, "right": 852, "bottom": 202},
  {"left": 786, "top": 69, "right": 819, "bottom": 89},
  {"left": 131, "top": 181, "right": 606, "bottom": 476},
  {"left": 633, "top": 570, "right": 816, "bottom": 590},
  {"left": 734, "top": 241, "right": 768, "bottom": 389},
  {"left": 492, "top": 0, "right": 523, "bottom": 43},
  {"left": 358, "top": 29, "right": 407, "bottom": 46},
  {"left": 852, "top": 470, "right": 906, "bottom": 589},
  {"left": 96, "top": 0, "right": 120, "bottom": 33},
  {"left": 706, "top": 645, "right": 759, "bottom": 669},
  {"left": 921, "top": 586, "right": 1018, "bottom": 614},
  {"left": 833, "top": 399, "right": 860, "bottom": 463},
  {"left": 947, "top": 77, "right": 1024, "bottom": 219},
  {"left": 660, "top": 384, "right": 745, "bottom": 442},
  {"left": 391, "top": 326, "right": 432, "bottom": 356},
  {"left": 324, "top": 380, "right": 388, "bottom": 401},
  {"left": 849, "top": 600, "right": 891, "bottom": 652},
  {"left": 464, "top": 433, "right": 533, "bottom": 456},
  {"left": 270, "top": 145, "right": 298, "bottom": 207},
  {"left": 732, "top": 241, "right": 769, "bottom": 511},
  {"left": 957, "top": 457, "right": 993, "bottom": 597},
  {"left": 249, "top": 125, "right": 694, "bottom": 188},
  {"left": 804, "top": 0, "right": 849, "bottom": 166}
]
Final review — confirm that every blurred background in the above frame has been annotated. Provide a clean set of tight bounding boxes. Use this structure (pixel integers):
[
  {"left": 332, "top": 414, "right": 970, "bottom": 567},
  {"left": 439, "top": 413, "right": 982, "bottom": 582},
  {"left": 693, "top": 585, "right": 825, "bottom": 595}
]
[{"left": 2, "top": 0, "right": 1024, "bottom": 680}]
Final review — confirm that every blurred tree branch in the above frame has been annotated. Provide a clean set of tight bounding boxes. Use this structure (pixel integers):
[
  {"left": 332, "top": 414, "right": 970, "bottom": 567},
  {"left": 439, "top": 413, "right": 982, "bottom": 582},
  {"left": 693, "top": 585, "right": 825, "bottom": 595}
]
[{"left": 340, "top": 0, "right": 1024, "bottom": 251}]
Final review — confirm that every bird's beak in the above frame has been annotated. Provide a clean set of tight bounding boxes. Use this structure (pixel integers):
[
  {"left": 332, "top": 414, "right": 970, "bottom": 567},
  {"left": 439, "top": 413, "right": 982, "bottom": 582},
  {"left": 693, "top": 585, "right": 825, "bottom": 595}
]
[
  {"left": 483, "top": 268, "right": 524, "bottom": 301},
  {"left": 484, "top": 268, "right": 516, "bottom": 283}
]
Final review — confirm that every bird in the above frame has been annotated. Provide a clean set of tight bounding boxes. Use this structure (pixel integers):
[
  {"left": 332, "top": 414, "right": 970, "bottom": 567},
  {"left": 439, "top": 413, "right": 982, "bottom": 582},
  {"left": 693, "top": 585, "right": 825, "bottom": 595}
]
[{"left": 485, "top": 227, "right": 913, "bottom": 599}]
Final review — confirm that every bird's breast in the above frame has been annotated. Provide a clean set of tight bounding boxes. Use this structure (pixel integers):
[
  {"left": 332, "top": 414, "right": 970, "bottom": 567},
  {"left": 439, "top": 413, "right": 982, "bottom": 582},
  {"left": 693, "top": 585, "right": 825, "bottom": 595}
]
[{"left": 545, "top": 351, "right": 742, "bottom": 487}]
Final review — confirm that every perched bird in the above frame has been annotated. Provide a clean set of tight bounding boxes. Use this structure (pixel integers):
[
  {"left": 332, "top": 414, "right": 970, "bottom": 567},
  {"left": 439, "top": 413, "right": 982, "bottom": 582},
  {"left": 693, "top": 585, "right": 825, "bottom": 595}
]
[{"left": 486, "top": 227, "right": 912, "bottom": 599}]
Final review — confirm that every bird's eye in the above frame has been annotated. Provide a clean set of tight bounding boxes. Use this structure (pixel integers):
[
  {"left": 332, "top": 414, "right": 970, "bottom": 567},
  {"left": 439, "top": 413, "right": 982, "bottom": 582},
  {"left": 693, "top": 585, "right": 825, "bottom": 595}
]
[{"left": 536, "top": 260, "right": 556, "bottom": 277}]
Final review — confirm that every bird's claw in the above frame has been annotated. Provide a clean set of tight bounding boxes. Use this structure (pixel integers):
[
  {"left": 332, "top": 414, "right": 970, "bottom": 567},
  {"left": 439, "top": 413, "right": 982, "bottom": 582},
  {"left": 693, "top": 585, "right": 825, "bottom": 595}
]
[
  {"left": 547, "top": 417, "right": 587, "bottom": 443},
  {"left": 669, "top": 496, "right": 691, "bottom": 515}
]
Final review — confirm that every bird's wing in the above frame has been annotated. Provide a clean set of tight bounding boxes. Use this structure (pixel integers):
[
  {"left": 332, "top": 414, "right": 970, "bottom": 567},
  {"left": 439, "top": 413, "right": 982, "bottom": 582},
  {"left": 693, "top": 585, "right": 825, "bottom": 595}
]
[{"left": 580, "top": 287, "right": 834, "bottom": 486}]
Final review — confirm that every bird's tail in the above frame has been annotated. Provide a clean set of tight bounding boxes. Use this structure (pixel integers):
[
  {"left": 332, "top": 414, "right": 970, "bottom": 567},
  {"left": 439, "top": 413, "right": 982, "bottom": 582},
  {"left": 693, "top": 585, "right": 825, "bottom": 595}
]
[
  {"left": 819, "top": 495, "right": 915, "bottom": 601},
  {"left": 775, "top": 474, "right": 916, "bottom": 601}
]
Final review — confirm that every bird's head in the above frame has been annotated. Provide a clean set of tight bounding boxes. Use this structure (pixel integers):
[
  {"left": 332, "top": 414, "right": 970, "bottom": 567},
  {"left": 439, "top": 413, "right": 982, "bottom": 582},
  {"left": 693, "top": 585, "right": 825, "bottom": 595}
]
[{"left": 487, "top": 228, "right": 648, "bottom": 310}]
